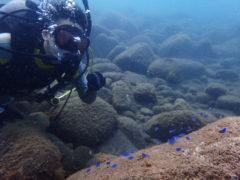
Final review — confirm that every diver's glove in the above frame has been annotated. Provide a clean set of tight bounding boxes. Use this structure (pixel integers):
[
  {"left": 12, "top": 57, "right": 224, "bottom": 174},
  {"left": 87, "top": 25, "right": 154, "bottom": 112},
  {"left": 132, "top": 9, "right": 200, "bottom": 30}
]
[{"left": 87, "top": 72, "right": 106, "bottom": 91}]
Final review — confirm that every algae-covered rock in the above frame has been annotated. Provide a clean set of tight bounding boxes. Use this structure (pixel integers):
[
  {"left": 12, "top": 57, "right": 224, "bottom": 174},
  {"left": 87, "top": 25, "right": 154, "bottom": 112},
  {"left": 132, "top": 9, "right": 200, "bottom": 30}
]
[
  {"left": 52, "top": 95, "right": 117, "bottom": 146},
  {"left": 144, "top": 110, "right": 216, "bottom": 141},
  {"left": 95, "top": 130, "right": 136, "bottom": 155},
  {"left": 215, "top": 70, "right": 239, "bottom": 81},
  {"left": 158, "top": 33, "right": 194, "bottom": 58},
  {"left": 147, "top": 58, "right": 206, "bottom": 81},
  {"left": 133, "top": 83, "right": 157, "bottom": 105},
  {"left": 111, "top": 80, "right": 136, "bottom": 112},
  {"left": 107, "top": 45, "right": 126, "bottom": 61},
  {"left": 92, "top": 33, "right": 118, "bottom": 58},
  {"left": 26, "top": 112, "right": 50, "bottom": 131},
  {"left": 92, "top": 62, "right": 122, "bottom": 73},
  {"left": 113, "top": 43, "right": 155, "bottom": 74},
  {"left": 122, "top": 71, "right": 150, "bottom": 86},
  {"left": 0, "top": 121, "right": 62, "bottom": 180},
  {"left": 67, "top": 117, "right": 240, "bottom": 180},
  {"left": 205, "top": 83, "right": 227, "bottom": 99},
  {"left": 173, "top": 98, "right": 191, "bottom": 110},
  {"left": 117, "top": 116, "right": 146, "bottom": 149},
  {"left": 216, "top": 95, "right": 240, "bottom": 113}
]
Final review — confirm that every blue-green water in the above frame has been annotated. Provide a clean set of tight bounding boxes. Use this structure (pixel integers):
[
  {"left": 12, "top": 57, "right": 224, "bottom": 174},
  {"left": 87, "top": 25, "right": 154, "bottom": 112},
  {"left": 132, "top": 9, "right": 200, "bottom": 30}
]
[
  {"left": 90, "top": 0, "right": 240, "bottom": 25},
  {"left": 1, "top": 0, "right": 240, "bottom": 179}
]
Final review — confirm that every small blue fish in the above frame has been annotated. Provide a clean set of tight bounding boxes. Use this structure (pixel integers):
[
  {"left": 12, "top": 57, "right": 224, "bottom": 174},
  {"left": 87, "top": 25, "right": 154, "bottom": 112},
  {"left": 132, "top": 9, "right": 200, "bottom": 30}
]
[
  {"left": 221, "top": 114, "right": 225, "bottom": 118},
  {"left": 128, "top": 156, "right": 134, "bottom": 160},
  {"left": 168, "top": 137, "right": 176, "bottom": 144},
  {"left": 179, "top": 133, "right": 186, "bottom": 137},
  {"left": 176, "top": 147, "right": 182, "bottom": 151},
  {"left": 86, "top": 168, "right": 91, "bottom": 172},
  {"left": 142, "top": 153, "right": 148, "bottom": 157},
  {"left": 192, "top": 117, "right": 197, "bottom": 121},
  {"left": 204, "top": 115, "right": 209, "bottom": 118},
  {"left": 111, "top": 164, "right": 117, "bottom": 168},
  {"left": 200, "top": 112, "right": 204, "bottom": 116},
  {"left": 106, "top": 162, "right": 111, "bottom": 165},
  {"left": 130, "top": 149, "right": 135, "bottom": 153},
  {"left": 122, "top": 152, "right": 130, "bottom": 156},
  {"left": 186, "top": 137, "right": 191, "bottom": 140},
  {"left": 218, "top": 128, "right": 227, "bottom": 133},
  {"left": 96, "top": 161, "right": 101, "bottom": 167},
  {"left": 169, "top": 129, "right": 175, "bottom": 133},
  {"left": 210, "top": 107, "right": 214, "bottom": 111}
]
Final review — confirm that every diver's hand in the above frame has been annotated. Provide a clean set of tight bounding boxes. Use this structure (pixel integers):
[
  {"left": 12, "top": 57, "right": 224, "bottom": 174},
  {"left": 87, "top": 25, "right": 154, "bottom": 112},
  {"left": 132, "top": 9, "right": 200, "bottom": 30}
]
[{"left": 87, "top": 72, "right": 106, "bottom": 91}]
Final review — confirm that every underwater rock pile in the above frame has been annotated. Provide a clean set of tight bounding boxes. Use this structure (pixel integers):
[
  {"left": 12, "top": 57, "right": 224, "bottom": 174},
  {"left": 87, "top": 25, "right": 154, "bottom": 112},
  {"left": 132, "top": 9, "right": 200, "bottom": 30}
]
[{"left": 2, "top": 9, "right": 240, "bottom": 180}]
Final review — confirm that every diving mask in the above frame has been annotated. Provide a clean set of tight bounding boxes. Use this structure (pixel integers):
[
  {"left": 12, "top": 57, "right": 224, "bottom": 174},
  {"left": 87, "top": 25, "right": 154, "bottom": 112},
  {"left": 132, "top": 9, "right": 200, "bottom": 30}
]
[{"left": 53, "top": 24, "right": 90, "bottom": 53}]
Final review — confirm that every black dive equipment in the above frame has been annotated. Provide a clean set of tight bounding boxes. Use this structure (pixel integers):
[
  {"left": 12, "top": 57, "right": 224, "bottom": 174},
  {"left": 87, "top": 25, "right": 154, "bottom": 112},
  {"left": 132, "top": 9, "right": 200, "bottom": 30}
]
[
  {"left": 0, "top": 0, "right": 92, "bottom": 83},
  {"left": 0, "top": 0, "right": 93, "bottom": 124}
]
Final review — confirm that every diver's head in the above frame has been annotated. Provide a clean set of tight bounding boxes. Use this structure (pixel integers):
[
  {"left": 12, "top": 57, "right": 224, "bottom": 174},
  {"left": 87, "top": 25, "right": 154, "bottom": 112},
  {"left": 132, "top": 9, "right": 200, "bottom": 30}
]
[
  {"left": 42, "top": 20, "right": 89, "bottom": 60},
  {"left": 40, "top": 0, "right": 89, "bottom": 61}
]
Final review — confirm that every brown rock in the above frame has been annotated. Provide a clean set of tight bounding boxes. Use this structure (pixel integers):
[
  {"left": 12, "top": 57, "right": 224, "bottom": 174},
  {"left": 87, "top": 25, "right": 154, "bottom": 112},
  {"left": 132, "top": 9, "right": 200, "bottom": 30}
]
[
  {"left": 0, "top": 121, "right": 63, "bottom": 180},
  {"left": 67, "top": 117, "right": 240, "bottom": 180}
]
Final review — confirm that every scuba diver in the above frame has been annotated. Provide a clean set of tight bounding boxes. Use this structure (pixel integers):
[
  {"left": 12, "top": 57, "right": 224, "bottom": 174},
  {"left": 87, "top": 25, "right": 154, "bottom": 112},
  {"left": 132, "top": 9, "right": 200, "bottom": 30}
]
[{"left": 0, "top": 0, "right": 105, "bottom": 117}]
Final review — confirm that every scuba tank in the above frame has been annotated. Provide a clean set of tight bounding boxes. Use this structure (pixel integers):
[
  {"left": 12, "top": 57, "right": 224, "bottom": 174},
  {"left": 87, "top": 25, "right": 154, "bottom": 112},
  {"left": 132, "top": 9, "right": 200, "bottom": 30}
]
[{"left": 0, "top": 33, "right": 12, "bottom": 61}]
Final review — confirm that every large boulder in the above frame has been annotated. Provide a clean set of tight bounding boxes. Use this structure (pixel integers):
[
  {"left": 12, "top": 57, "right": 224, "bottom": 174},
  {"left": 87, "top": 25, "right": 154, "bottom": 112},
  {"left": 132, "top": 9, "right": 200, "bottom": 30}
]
[
  {"left": 111, "top": 29, "right": 130, "bottom": 41},
  {"left": 158, "top": 33, "right": 194, "bottom": 58},
  {"left": 133, "top": 83, "right": 157, "bottom": 106},
  {"left": 122, "top": 71, "right": 150, "bottom": 86},
  {"left": 111, "top": 80, "right": 136, "bottom": 113},
  {"left": 48, "top": 135, "right": 93, "bottom": 177},
  {"left": 213, "top": 38, "right": 240, "bottom": 58},
  {"left": 216, "top": 95, "right": 240, "bottom": 113},
  {"left": 173, "top": 98, "right": 191, "bottom": 110},
  {"left": 144, "top": 110, "right": 216, "bottom": 141},
  {"left": 91, "top": 33, "right": 118, "bottom": 58},
  {"left": 51, "top": 95, "right": 118, "bottom": 146},
  {"left": 67, "top": 116, "right": 240, "bottom": 180},
  {"left": 90, "top": 24, "right": 113, "bottom": 41},
  {"left": 117, "top": 116, "right": 147, "bottom": 149},
  {"left": 0, "top": 121, "right": 63, "bottom": 180},
  {"left": 193, "top": 38, "right": 216, "bottom": 58},
  {"left": 113, "top": 43, "right": 155, "bottom": 74},
  {"left": 95, "top": 130, "right": 136, "bottom": 155},
  {"left": 92, "top": 62, "right": 122, "bottom": 73},
  {"left": 103, "top": 72, "right": 123, "bottom": 83},
  {"left": 205, "top": 83, "right": 227, "bottom": 99},
  {"left": 215, "top": 70, "right": 239, "bottom": 81},
  {"left": 147, "top": 58, "right": 206, "bottom": 82},
  {"left": 107, "top": 45, "right": 126, "bottom": 61},
  {"left": 158, "top": 34, "right": 215, "bottom": 59}
]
